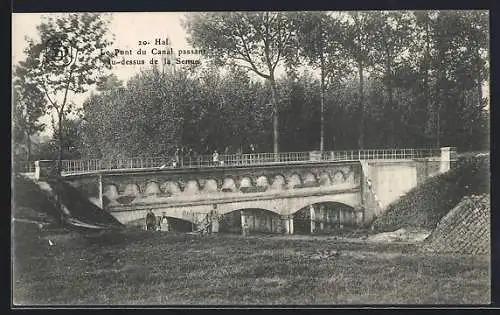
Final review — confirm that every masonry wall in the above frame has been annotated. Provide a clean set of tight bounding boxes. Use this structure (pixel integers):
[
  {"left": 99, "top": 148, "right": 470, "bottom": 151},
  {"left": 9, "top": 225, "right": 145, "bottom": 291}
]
[
  {"left": 361, "top": 159, "right": 444, "bottom": 225},
  {"left": 423, "top": 194, "right": 490, "bottom": 255}
]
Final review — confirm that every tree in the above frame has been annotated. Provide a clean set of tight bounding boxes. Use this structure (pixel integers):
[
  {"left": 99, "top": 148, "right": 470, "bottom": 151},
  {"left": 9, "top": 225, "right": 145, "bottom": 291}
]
[
  {"left": 296, "top": 12, "right": 350, "bottom": 152},
  {"left": 368, "top": 11, "right": 416, "bottom": 147},
  {"left": 342, "top": 12, "right": 378, "bottom": 149},
  {"left": 82, "top": 68, "right": 189, "bottom": 158},
  {"left": 23, "top": 13, "right": 113, "bottom": 174},
  {"left": 414, "top": 11, "right": 439, "bottom": 143},
  {"left": 183, "top": 12, "right": 297, "bottom": 155},
  {"left": 13, "top": 62, "right": 47, "bottom": 161},
  {"left": 96, "top": 73, "right": 123, "bottom": 92}
]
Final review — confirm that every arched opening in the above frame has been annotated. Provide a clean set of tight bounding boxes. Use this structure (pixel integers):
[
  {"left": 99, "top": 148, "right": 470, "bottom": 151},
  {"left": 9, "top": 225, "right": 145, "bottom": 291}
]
[
  {"left": 218, "top": 210, "right": 242, "bottom": 234},
  {"left": 163, "top": 217, "right": 193, "bottom": 232},
  {"left": 292, "top": 202, "right": 357, "bottom": 235},
  {"left": 219, "top": 208, "right": 281, "bottom": 234}
]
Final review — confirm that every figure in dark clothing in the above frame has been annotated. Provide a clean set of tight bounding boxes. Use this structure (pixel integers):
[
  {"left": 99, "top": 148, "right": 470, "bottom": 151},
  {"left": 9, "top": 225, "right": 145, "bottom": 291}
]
[{"left": 146, "top": 209, "right": 156, "bottom": 231}]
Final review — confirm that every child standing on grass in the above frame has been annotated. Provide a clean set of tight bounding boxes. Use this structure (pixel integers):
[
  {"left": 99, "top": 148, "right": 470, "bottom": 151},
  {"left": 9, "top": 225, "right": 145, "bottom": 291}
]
[
  {"left": 242, "top": 222, "right": 249, "bottom": 237},
  {"left": 160, "top": 213, "right": 170, "bottom": 232}
]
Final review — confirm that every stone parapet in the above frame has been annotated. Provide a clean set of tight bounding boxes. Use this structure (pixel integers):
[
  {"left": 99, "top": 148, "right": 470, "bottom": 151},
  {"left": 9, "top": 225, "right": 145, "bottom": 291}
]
[{"left": 35, "top": 160, "right": 58, "bottom": 180}]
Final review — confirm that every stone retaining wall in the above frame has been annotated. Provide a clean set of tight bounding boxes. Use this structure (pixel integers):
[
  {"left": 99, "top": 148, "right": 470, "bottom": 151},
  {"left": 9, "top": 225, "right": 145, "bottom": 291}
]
[{"left": 423, "top": 194, "right": 490, "bottom": 255}]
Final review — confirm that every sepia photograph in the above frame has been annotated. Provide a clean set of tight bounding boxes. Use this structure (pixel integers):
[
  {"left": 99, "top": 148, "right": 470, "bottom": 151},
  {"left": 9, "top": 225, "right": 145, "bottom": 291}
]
[{"left": 11, "top": 10, "right": 490, "bottom": 306}]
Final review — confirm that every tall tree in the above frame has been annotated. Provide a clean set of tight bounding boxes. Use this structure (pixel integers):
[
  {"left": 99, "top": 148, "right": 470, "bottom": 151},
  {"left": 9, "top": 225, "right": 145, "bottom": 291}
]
[
  {"left": 414, "top": 10, "right": 438, "bottom": 143},
  {"left": 369, "top": 11, "right": 415, "bottom": 147},
  {"left": 23, "top": 13, "right": 113, "bottom": 174},
  {"left": 13, "top": 62, "right": 47, "bottom": 161},
  {"left": 342, "top": 11, "right": 377, "bottom": 149},
  {"left": 296, "top": 12, "right": 350, "bottom": 152},
  {"left": 183, "top": 12, "right": 297, "bottom": 155}
]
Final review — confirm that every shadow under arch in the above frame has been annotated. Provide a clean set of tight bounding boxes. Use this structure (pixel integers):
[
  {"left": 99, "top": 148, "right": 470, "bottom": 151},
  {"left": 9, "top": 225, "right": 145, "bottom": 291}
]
[
  {"left": 161, "top": 216, "right": 194, "bottom": 232},
  {"left": 292, "top": 201, "right": 357, "bottom": 235},
  {"left": 219, "top": 208, "right": 282, "bottom": 234}
]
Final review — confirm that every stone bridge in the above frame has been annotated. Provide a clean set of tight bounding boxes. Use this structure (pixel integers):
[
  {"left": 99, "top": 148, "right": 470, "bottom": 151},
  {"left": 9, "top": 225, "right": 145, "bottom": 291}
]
[{"left": 33, "top": 147, "right": 455, "bottom": 234}]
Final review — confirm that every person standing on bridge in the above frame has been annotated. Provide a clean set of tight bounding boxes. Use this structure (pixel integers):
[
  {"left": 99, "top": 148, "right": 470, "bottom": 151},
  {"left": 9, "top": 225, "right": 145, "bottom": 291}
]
[
  {"left": 174, "top": 147, "right": 180, "bottom": 167},
  {"left": 212, "top": 150, "right": 219, "bottom": 166}
]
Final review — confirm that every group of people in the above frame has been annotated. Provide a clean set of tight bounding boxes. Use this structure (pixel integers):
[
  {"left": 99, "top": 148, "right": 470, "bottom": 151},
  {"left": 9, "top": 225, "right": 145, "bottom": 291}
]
[
  {"left": 165, "top": 144, "right": 259, "bottom": 168},
  {"left": 145, "top": 209, "right": 169, "bottom": 232}
]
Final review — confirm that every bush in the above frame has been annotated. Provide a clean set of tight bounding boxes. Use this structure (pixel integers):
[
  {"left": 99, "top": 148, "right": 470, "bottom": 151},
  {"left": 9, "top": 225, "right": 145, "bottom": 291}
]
[{"left": 371, "top": 154, "right": 489, "bottom": 232}]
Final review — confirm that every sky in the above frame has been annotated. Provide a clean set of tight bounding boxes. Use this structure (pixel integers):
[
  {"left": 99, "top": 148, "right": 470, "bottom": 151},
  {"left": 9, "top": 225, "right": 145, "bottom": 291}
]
[{"left": 12, "top": 12, "right": 192, "bottom": 81}]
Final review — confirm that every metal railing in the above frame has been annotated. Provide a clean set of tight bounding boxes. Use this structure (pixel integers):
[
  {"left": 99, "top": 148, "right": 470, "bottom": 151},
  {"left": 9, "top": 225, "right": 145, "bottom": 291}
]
[
  {"left": 50, "top": 148, "right": 443, "bottom": 175},
  {"left": 14, "top": 161, "right": 36, "bottom": 173}
]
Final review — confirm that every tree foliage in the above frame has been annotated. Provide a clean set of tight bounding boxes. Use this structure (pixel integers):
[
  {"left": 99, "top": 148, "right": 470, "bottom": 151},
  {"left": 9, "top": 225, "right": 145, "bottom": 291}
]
[
  {"left": 13, "top": 62, "right": 47, "bottom": 161},
  {"left": 60, "top": 11, "right": 490, "bottom": 159},
  {"left": 184, "top": 12, "right": 297, "bottom": 154},
  {"left": 21, "top": 13, "right": 113, "bottom": 171}
]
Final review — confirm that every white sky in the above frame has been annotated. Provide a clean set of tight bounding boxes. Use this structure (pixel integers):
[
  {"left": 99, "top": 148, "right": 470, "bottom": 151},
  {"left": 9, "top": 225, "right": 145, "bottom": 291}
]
[{"left": 12, "top": 12, "right": 192, "bottom": 81}]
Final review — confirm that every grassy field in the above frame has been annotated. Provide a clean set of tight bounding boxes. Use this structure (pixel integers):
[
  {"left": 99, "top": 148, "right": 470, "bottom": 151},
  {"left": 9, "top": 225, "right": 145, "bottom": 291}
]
[{"left": 12, "top": 228, "right": 490, "bottom": 306}]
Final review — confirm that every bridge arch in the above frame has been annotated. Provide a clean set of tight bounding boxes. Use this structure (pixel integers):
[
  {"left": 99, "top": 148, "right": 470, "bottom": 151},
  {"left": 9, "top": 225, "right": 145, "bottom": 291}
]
[
  {"left": 255, "top": 175, "right": 270, "bottom": 188},
  {"left": 103, "top": 184, "right": 119, "bottom": 200},
  {"left": 202, "top": 178, "right": 219, "bottom": 193},
  {"left": 123, "top": 183, "right": 140, "bottom": 196},
  {"left": 145, "top": 181, "right": 161, "bottom": 195},
  {"left": 160, "top": 181, "right": 181, "bottom": 196},
  {"left": 318, "top": 172, "right": 332, "bottom": 186},
  {"left": 303, "top": 172, "right": 317, "bottom": 184},
  {"left": 218, "top": 207, "right": 282, "bottom": 234},
  {"left": 239, "top": 176, "right": 253, "bottom": 190},
  {"left": 221, "top": 177, "right": 237, "bottom": 192},
  {"left": 292, "top": 201, "right": 358, "bottom": 234},
  {"left": 287, "top": 173, "right": 302, "bottom": 189},
  {"left": 332, "top": 170, "right": 346, "bottom": 184},
  {"left": 184, "top": 179, "right": 201, "bottom": 195},
  {"left": 288, "top": 196, "right": 358, "bottom": 215},
  {"left": 270, "top": 174, "right": 286, "bottom": 190}
]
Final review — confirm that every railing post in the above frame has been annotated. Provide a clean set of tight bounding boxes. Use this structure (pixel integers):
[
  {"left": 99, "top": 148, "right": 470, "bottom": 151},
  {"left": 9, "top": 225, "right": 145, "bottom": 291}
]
[
  {"left": 35, "top": 160, "right": 58, "bottom": 180},
  {"left": 98, "top": 172, "right": 103, "bottom": 209}
]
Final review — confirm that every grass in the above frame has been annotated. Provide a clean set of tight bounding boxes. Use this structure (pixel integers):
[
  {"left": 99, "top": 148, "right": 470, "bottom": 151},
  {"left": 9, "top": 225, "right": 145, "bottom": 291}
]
[{"left": 12, "top": 228, "right": 490, "bottom": 305}]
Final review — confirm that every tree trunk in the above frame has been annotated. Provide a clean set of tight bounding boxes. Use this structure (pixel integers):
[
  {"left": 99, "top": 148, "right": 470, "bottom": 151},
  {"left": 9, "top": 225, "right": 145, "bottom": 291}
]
[
  {"left": 357, "top": 60, "right": 364, "bottom": 149},
  {"left": 475, "top": 49, "right": 483, "bottom": 108},
  {"left": 435, "top": 47, "right": 446, "bottom": 148},
  {"left": 385, "top": 51, "right": 395, "bottom": 148},
  {"left": 57, "top": 111, "right": 64, "bottom": 175},
  {"left": 25, "top": 130, "right": 31, "bottom": 162},
  {"left": 269, "top": 75, "right": 279, "bottom": 157},
  {"left": 436, "top": 110, "right": 440, "bottom": 147},
  {"left": 388, "top": 85, "right": 395, "bottom": 148},
  {"left": 320, "top": 57, "right": 325, "bottom": 153},
  {"left": 423, "top": 12, "right": 433, "bottom": 140}
]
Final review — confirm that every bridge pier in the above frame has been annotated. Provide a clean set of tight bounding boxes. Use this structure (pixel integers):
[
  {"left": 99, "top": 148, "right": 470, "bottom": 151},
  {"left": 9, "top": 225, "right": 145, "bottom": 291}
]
[
  {"left": 319, "top": 205, "right": 325, "bottom": 231},
  {"left": 283, "top": 215, "right": 294, "bottom": 234},
  {"left": 440, "top": 147, "right": 452, "bottom": 173},
  {"left": 35, "top": 160, "right": 58, "bottom": 180},
  {"left": 240, "top": 210, "right": 248, "bottom": 234},
  {"left": 97, "top": 173, "right": 103, "bottom": 208},
  {"left": 310, "top": 205, "right": 316, "bottom": 234}
]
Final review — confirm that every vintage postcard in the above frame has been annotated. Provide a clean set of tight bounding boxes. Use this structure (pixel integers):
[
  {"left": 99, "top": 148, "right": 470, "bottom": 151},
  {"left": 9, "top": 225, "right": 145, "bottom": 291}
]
[{"left": 11, "top": 10, "right": 491, "bottom": 306}]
